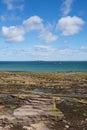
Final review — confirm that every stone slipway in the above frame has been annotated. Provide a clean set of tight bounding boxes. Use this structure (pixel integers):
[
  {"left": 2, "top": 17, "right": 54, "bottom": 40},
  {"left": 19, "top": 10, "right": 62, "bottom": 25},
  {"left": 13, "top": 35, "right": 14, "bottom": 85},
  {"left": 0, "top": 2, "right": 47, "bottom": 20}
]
[{"left": 0, "top": 97, "right": 64, "bottom": 130}]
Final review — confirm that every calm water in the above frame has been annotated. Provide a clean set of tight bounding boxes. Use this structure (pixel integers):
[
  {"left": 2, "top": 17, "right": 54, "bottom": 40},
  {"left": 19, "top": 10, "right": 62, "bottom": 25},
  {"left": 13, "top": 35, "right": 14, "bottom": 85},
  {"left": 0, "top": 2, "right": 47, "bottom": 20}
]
[{"left": 0, "top": 61, "right": 87, "bottom": 72}]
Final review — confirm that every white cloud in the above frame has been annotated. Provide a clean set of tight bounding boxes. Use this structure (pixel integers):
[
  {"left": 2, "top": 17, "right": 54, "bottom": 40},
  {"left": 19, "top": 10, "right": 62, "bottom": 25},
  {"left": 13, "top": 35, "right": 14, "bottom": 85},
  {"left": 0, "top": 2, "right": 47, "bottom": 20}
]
[
  {"left": 8, "top": 14, "right": 21, "bottom": 21},
  {"left": 39, "top": 29, "right": 58, "bottom": 43},
  {"left": 3, "top": 0, "right": 24, "bottom": 10},
  {"left": 80, "top": 46, "right": 87, "bottom": 50},
  {"left": 0, "top": 15, "right": 6, "bottom": 22},
  {"left": 32, "top": 45, "right": 55, "bottom": 57},
  {"left": 34, "top": 45, "right": 55, "bottom": 52},
  {"left": 57, "top": 16, "right": 85, "bottom": 36},
  {"left": 61, "top": 0, "right": 74, "bottom": 16},
  {"left": 0, "top": 14, "right": 21, "bottom": 22},
  {"left": 3, "top": 0, "right": 14, "bottom": 10},
  {"left": 2, "top": 15, "right": 58, "bottom": 43},
  {"left": 80, "top": 46, "right": 87, "bottom": 52},
  {"left": 2, "top": 26, "right": 25, "bottom": 43},
  {"left": 58, "top": 48, "right": 74, "bottom": 54},
  {"left": 17, "top": 4, "right": 24, "bottom": 11},
  {"left": 23, "top": 16, "right": 43, "bottom": 31},
  {"left": 23, "top": 16, "right": 58, "bottom": 43},
  {"left": 63, "top": 40, "right": 69, "bottom": 44}
]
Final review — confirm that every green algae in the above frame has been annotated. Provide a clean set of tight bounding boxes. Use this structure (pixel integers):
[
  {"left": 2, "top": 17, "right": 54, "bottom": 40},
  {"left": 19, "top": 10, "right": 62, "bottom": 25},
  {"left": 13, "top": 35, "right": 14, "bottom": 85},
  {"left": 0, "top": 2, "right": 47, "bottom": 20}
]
[{"left": 51, "top": 108, "right": 62, "bottom": 116}]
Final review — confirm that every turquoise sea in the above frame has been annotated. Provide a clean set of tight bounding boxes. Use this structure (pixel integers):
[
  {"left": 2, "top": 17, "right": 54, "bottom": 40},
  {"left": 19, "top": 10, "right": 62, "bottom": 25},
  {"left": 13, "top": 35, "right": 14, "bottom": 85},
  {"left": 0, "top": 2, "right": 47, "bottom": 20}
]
[{"left": 0, "top": 61, "right": 87, "bottom": 72}]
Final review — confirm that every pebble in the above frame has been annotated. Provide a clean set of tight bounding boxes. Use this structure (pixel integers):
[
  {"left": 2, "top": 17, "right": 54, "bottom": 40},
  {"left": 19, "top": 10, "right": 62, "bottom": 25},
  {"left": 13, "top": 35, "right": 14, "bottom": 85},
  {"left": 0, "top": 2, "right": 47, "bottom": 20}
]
[
  {"left": 65, "top": 125, "right": 69, "bottom": 128},
  {"left": 85, "top": 118, "right": 87, "bottom": 121},
  {"left": 0, "top": 127, "right": 3, "bottom": 130}
]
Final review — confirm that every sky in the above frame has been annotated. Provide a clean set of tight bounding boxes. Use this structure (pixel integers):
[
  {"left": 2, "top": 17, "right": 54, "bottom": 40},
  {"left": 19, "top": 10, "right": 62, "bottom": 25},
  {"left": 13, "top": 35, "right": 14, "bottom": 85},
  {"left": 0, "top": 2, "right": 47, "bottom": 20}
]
[{"left": 0, "top": 0, "right": 87, "bottom": 61}]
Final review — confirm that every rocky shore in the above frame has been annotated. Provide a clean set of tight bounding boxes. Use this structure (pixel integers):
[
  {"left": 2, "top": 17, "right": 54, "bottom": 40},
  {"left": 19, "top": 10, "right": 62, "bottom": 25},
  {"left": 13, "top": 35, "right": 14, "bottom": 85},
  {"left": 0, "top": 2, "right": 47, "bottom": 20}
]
[{"left": 0, "top": 72, "right": 87, "bottom": 130}]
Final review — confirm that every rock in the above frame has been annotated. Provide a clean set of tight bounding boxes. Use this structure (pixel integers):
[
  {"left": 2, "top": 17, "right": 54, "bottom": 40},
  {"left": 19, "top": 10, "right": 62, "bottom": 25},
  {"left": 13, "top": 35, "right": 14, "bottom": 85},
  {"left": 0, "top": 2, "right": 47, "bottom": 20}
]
[
  {"left": 3, "top": 124, "right": 13, "bottom": 130},
  {"left": 27, "top": 121, "right": 49, "bottom": 130},
  {"left": 63, "top": 119, "right": 67, "bottom": 123},
  {"left": 13, "top": 105, "right": 43, "bottom": 117},
  {"left": 32, "top": 121, "right": 49, "bottom": 130},
  {"left": 0, "top": 127, "right": 3, "bottom": 130},
  {"left": 6, "top": 95, "right": 15, "bottom": 99},
  {"left": 85, "top": 118, "right": 87, "bottom": 121},
  {"left": 1, "top": 115, "right": 15, "bottom": 124},
  {"left": 65, "top": 125, "right": 69, "bottom": 128},
  {"left": 23, "top": 126, "right": 31, "bottom": 130}
]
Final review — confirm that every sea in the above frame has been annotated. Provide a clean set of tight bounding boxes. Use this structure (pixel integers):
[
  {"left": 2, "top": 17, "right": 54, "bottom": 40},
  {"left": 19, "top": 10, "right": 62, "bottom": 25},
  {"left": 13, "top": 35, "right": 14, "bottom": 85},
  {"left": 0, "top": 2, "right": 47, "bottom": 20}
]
[{"left": 0, "top": 61, "right": 87, "bottom": 72}]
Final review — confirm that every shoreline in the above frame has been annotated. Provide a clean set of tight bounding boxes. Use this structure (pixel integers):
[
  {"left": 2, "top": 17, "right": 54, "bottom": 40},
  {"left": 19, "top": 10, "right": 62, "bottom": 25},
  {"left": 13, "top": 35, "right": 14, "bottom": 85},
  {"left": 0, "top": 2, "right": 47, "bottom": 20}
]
[{"left": 0, "top": 71, "right": 87, "bottom": 72}]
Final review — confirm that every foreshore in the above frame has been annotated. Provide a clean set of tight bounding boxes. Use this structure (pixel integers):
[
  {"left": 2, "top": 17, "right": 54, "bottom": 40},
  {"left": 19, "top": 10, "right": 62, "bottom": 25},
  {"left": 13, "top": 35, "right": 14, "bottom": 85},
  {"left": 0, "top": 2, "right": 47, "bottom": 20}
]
[{"left": 0, "top": 72, "right": 87, "bottom": 130}]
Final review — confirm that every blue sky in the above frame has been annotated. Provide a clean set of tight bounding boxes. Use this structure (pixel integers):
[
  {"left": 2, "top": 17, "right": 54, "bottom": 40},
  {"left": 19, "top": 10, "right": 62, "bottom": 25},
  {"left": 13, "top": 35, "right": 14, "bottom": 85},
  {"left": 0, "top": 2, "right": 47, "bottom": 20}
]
[{"left": 0, "top": 0, "right": 87, "bottom": 61}]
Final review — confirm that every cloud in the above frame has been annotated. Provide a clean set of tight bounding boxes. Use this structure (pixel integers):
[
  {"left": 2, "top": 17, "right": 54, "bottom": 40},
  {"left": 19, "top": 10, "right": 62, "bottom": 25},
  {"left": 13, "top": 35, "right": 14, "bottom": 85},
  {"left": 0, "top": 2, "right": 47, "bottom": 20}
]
[
  {"left": 57, "top": 46, "right": 87, "bottom": 55},
  {"left": 0, "top": 14, "right": 21, "bottom": 23},
  {"left": 34, "top": 45, "right": 55, "bottom": 52},
  {"left": 3, "top": 0, "right": 14, "bottom": 10},
  {"left": 32, "top": 46, "right": 87, "bottom": 59},
  {"left": 2, "top": 14, "right": 21, "bottom": 22},
  {"left": 23, "top": 16, "right": 43, "bottom": 31},
  {"left": 2, "top": 16, "right": 43, "bottom": 43},
  {"left": 63, "top": 40, "right": 69, "bottom": 44},
  {"left": 32, "top": 45, "right": 55, "bottom": 57},
  {"left": 56, "top": 16, "right": 85, "bottom": 36},
  {"left": 61, "top": 0, "right": 74, "bottom": 16},
  {"left": 80, "top": 46, "right": 87, "bottom": 50},
  {"left": 57, "top": 47, "right": 75, "bottom": 54},
  {"left": 3, "top": 0, "right": 24, "bottom": 10},
  {"left": 23, "top": 16, "right": 58, "bottom": 43},
  {"left": 2, "top": 26, "right": 25, "bottom": 43},
  {"left": 7, "top": 14, "right": 21, "bottom": 21},
  {"left": 39, "top": 29, "right": 58, "bottom": 43},
  {"left": 80, "top": 46, "right": 87, "bottom": 52},
  {"left": 17, "top": 4, "right": 24, "bottom": 11},
  {"left": 2, "top": 15, "right": 58, "bottom": 43},
  {"left": 0, "top": 15, "right": 6, "bottom": 22}
]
